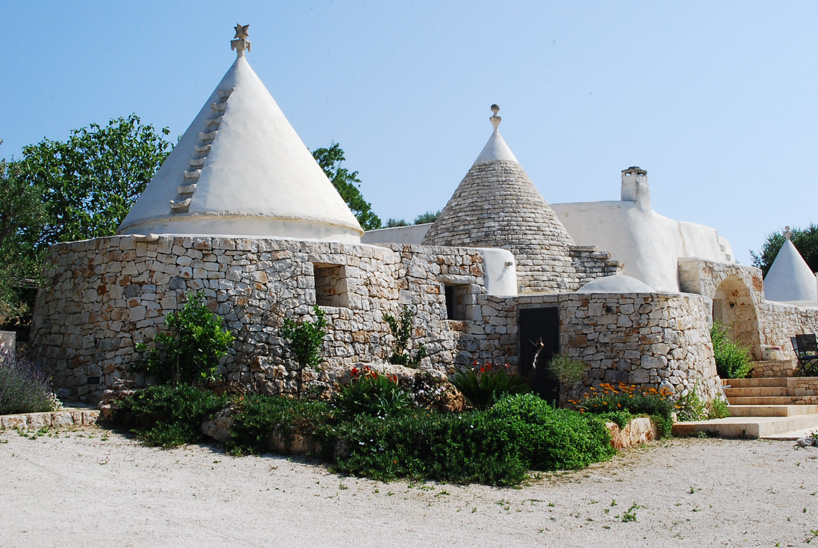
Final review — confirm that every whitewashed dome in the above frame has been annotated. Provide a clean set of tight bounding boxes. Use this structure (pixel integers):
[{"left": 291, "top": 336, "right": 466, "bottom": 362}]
[
  {"left": 118, "top": 26, "right": 363, "bottom": 243},
  {"left": 576, "top": 274, "right": 655, "bottom": 293},
  {"left": 763, "top": 229, "right": 817, "bottom": 305}
]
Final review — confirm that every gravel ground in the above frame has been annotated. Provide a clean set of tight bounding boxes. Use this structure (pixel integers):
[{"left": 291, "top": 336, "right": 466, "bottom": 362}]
[{"left": 1, "top": 426, "right": 817, "bottom": 548}]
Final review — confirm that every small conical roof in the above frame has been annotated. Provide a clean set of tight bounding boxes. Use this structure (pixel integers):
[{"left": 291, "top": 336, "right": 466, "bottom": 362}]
[
  {"left": 118, "top": 27, "right": 363, "bottom": 242},
  {"left": 764, "top": 229, "right": 817, "bottom": 304},
  {"left": 422, "top": 106, "right": 576, "bottom": 293}
]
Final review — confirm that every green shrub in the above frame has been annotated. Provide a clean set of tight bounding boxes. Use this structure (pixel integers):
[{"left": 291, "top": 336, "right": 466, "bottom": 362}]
[
  {"left": 110, "top": 384, "right": 225, "bottom": 447},
  {"left": 674, "top": 388, "right": 708, "bottom": 422},
  {"left": 320, "top": 394, "right": 615, "bottom": 486},
  {"left": 334, "top": 366, "right": 410, "bottom": 418},
  {"left": 226, "top": 395, "right": 333, "bottom": 455},
  {"left": 711, "top": 321, "right": 753, "bottom": 379},
  {"left": 485, "top": 394, "right": 616, "bottom": 471},
  {"left": 0, "top": 350, "right": 60, "bottom": 414},
  {"left": 547, "top": 354, "right": 587, "bottom": 387},
  {"left": 451, "top": 361, "right": 529, "bottom": 410},
  {"left": 280, "top": 305, "right": 327, "bottom": 398},
  {"left": 133, "top": 291, "right": 234, "bottom": 386},
  {"left": 319, "top": 410, "right": 528, "bottom": 486},
  {"left": 384, "top": 306, "right": 426, "bottom": 367},
  {"left": 708, "top": 397, "right": 731, "bottom": 419}
]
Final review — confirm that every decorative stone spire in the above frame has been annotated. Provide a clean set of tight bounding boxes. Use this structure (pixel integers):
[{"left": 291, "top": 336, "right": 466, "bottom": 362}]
[
  {"left": 231, "top": 24, "right": 251, "bottom": 57},
  {"left": 490, "top": 104, "right": 501, "bottom": 133},
  {"left": 784, "top": 226, "right": 793, "bottom": 241}
]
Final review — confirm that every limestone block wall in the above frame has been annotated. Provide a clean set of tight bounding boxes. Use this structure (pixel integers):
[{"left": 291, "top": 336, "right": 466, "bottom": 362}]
[
  {"left": 30, "top": 236, "right": 490, "bottom": 402},
  {"left": 508, "top": 292, "right": 721, "bottom": 403},
  {"left": 31, "top": 235, "right": 723, "bottom": 405},
  {"left": 757, "top": 301, "right": 818, "bottom": 359}
]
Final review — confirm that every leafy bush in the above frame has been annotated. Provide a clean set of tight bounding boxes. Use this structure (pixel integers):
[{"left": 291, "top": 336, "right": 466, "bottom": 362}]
[
  {"left": 708, "top": 397, "right": 731, "bottom": 419},
  {"left": 110, "top": 384, "right": 225, "bottom": 447},
  {"left": 133, "top": 291, "right": 234, "bottom": 386},
  {"left": 673, "top": 388, "right": 708, "bottom": 422},
  {"left": 451, "top": 361, "right": 529, "bottom": 410},
  {"left": 319, "top": 410, "right": 528, "bottom": 486},
  {"left": 383, "top": 306, "right": 426, "bottom": 367},
  {"left": 0, "top": 350, "right": 60, "bottom": 414},
  {"left": 322, "top": 394, "right": 615, "bottom": 485},
  {"left": 572, "top": 382, "right": 674, "bottom": 437},
  {"left": 334, "top": 366, "right": 410, "bottom": 418},
  {"left": 280, "top": 305, "right": 327, "bottom": 398},
  {"left": 547, "top": 354, "right": 587, "bottom": 387},
  {"left": 485, "top": 394, "right": 616, "bottom": 471},
  {"left": 226, "top": 395, "right": 332, "bottom": 455},
  {"left": 711, "top": 322, "right": 753, "bottom": 379}
]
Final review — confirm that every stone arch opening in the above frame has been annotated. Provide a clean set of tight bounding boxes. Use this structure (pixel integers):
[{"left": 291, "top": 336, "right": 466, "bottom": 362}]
[{"left": 712, "top": 275, "right": 761, "bottom": 359}]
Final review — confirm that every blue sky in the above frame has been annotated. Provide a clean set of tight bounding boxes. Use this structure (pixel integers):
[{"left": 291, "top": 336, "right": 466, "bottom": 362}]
[{"left": 1, "top": 1, "right": 816, "bottom": 266}]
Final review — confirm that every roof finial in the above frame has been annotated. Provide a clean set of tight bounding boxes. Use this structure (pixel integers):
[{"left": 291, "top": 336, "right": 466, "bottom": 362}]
[
  {"left": 490, "top": 104, "right": 501, "bottom": 133},
  {"left": 784, "top": 226, "right": 793, "bottom": 241},
  {"left": 231, "top": 24, "right": 251, "bottom": 57}
]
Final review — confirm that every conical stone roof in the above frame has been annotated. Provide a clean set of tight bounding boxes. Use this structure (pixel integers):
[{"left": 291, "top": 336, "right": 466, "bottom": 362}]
[
  {"left": 422, "top": 106, "right": 576, "bottom": 293},
  {"left": 118, "top": 27, "right": 363, "bottom": 243},
  {"left": 764, "top": 230, "right": 817, "bottom": 305}
]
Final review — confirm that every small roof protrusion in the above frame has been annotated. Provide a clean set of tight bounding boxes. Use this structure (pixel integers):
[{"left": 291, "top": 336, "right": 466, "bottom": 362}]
[
  {"left": 231, "top": 24, "right": 251, "bottom": 57},
  {"left": 490, "top": 104, "right": 501, "bottom": 132},
  {"left": 784, "top": 226, "right": 793, "bottom": 241}
]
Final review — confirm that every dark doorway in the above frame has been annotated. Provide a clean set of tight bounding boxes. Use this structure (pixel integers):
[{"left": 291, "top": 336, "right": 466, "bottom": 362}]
[{"left": 518, "top": 307, "right": 560, "bottom": 403}]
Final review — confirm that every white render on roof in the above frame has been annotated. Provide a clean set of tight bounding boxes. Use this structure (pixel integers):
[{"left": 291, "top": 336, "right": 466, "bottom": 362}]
[
  {"left": 763, "top": 235, "right": 818, "bottom": 306},
  {"left": 118, "top": 38, "right": 363, "bottom": 243},
  {"left": 550, "top": 168, "right": 734, "bottom": 293}
]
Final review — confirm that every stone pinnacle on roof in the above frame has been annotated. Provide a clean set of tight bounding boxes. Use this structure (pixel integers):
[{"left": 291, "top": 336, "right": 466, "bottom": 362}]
[
  {"left": 118, "top": 26, "right": 363, "bottom": 242},
  {"left": 423, "top": 105, "right": 577, "bottom": 293},
  {"left": 231, "top": 24, "right": 251, "bottom": 57}
]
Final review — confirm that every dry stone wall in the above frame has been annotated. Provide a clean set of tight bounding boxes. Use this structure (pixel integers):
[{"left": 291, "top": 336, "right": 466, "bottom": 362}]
[
  {"left": 30, "top": 236, "right": 494, "bottom": 402},
  {"left": 32, "top": 235, "right": 723, "bottom": 405}
]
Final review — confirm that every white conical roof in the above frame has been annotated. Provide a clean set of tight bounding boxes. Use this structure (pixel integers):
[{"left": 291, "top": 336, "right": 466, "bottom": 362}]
[
  {"left": 764, "top": 236, "right": 817, "bottom": 304},
  {"left": 118, "top": 31, "right": 363, "bottom": 242}
]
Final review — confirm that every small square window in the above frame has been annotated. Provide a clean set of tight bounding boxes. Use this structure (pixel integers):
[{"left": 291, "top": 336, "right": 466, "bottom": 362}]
[
  {"left": 313, "top": 263, "right": 349, "bottom": 308},
  {"left": 444, "top": 284, "right": 469, "bottom": 320}
]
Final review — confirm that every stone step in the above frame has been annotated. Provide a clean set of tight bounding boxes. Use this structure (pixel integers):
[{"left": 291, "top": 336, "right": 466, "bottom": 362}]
[
  {"left": 726, "top": 404, "right": 818, "bottom": 417},
  {"left": 728, "top": 396, "right": 805, "bottom": 405},
  {"left": 723, "top": 377, "right": 788, "bottom": 388},
  {"left": 723, "top": 386, "right": 789, "bottom": 398},
  {"left": 673, "top": 414, "right": 818, "bottom": 439}
]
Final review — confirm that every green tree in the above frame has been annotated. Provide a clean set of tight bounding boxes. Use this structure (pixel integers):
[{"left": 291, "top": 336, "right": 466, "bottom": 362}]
[
  {"left": 18, "top": 114, "right": 172, "bottom": 250},
  {"left": 312, "top": 142, "right": 382, "bottom": 231},
  {"left": 413, "top": 210, "right": 440, "bottom": 225},
  {"left": 751, "top": 224, "right": 818, "bottom": 277},
  {"left": 0, "top": 157, "right": 48, "bottom": 319},
  {"left": 385, "top": 218, "right": 408, "bottom": 227},
  {"left": 134, "top": 291, "right": 234, "bottom": 386},
  {"left": 280, "top": 305, "right": 327, "bottom": 399}
]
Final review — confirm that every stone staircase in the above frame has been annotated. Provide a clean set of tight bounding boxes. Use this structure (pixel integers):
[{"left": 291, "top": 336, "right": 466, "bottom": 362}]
[{"left": 672, "top": 360, "right": 818, "bottom": 439}]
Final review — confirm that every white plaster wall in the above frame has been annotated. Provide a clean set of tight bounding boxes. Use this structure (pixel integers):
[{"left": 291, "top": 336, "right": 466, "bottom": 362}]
[
  {"left": 479, "top": 248, "right": 518, "bottom": 296},
  {"left": 362, "top": 224, "right": 431, "bottom": 245},
  {"left": 551, "top": 201, "right": 733, "bottom": 292}
]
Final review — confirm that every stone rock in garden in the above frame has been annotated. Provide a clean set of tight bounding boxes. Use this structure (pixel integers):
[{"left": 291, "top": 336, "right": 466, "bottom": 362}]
[
  {"left": 795, "top": 437, "right": 817, "bottom": 448},
  {"left": 97, "top": 378, "right": 141, "bottom": 420},
  {"left": 266, "top": 428, "right": 319, "bottom": 455},
  {"left": 200, "top": 406, "right": 236, "bottom": 443}
]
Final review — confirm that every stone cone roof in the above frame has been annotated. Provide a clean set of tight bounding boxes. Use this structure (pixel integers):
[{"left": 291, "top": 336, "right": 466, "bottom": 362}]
[
  {"left": 118, "top": 43, "right": 363, "bottom": 243},
  {"left": 764, "top": 238, "right": 817, "bottom": 305},
  {"left": 422, "top": 109, "right": 576, "bottom": 293}
]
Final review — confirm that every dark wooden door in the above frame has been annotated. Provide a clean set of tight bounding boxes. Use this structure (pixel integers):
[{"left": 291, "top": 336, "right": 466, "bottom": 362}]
[{"left": 518, "top": 307, "right": 560, "bottom": 403}]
